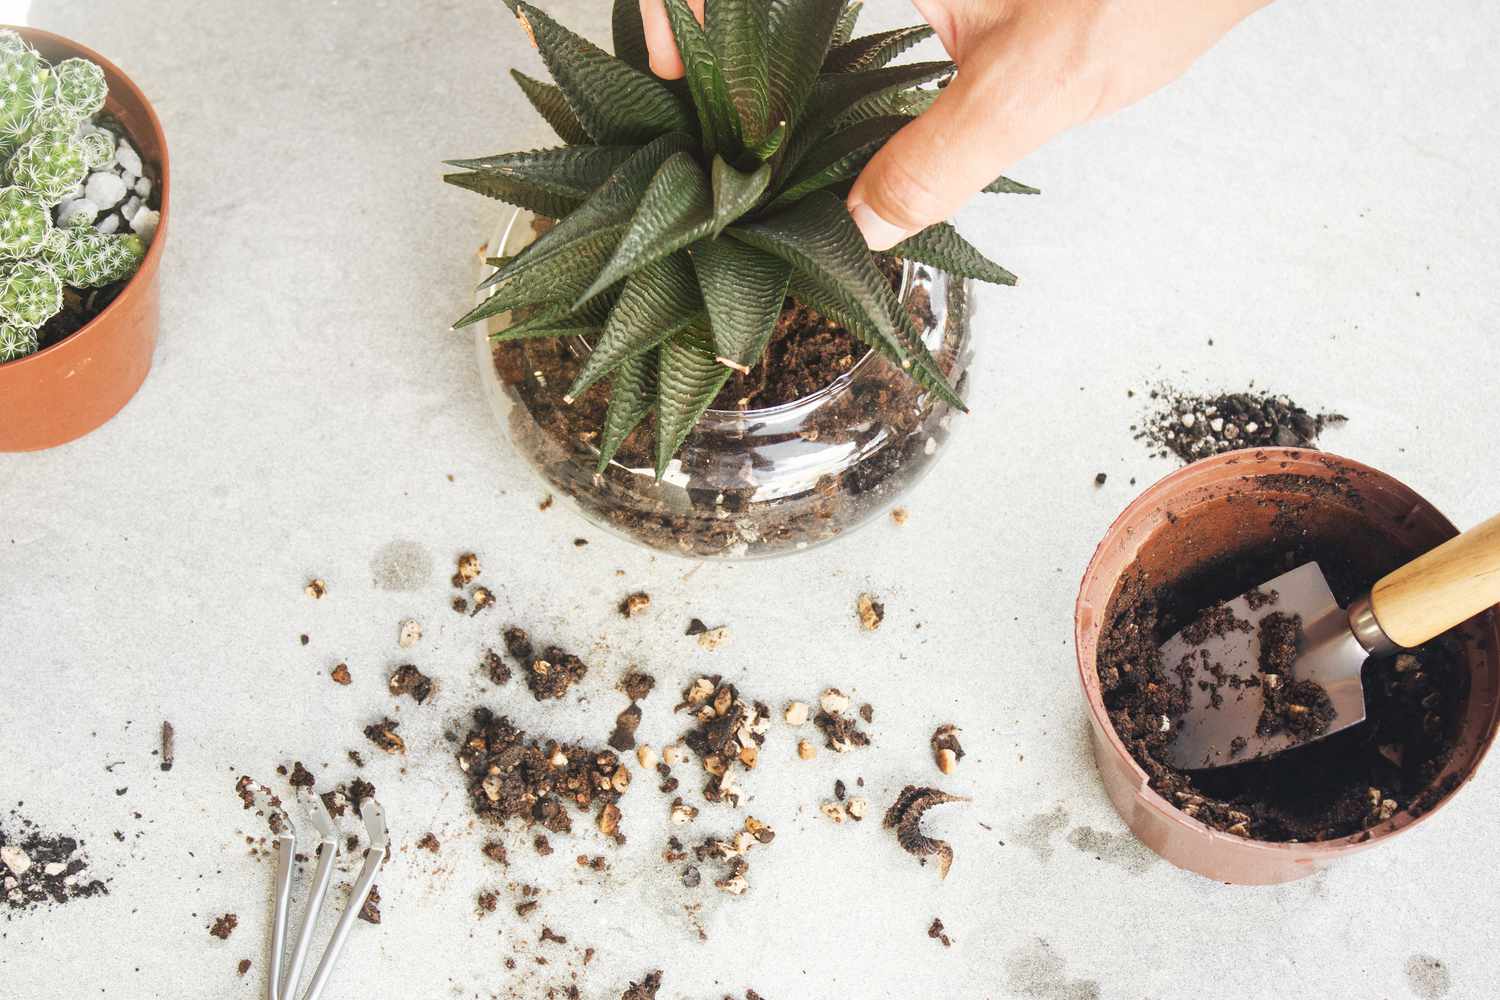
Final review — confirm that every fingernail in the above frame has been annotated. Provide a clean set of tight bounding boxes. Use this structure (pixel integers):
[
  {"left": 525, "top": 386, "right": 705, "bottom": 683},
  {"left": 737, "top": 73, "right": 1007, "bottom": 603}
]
[{"left": 848, "top": 201, "right": 910, "bottom": 252}]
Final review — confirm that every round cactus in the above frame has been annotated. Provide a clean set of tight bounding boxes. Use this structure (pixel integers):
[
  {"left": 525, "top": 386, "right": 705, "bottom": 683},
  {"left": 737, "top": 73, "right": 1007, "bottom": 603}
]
[
  {"left": 78, "top": 127, "right": 113, "bottom": 169},
  {"left": 0, "top": 259, "right": 63, "bottom": 329},
  {"left": 0, "top": 321, "right": 37, "bottom": 361},
  {"left": 7, "top": 131, "right": 88, "bottom": 206},
  {"left": 0, "top": 184, "right": 50, "bottom": 258},
  {"left": 50, "top": 58, "right": 106, "bottom": 122},
  {"left": 0, "top": 47, "right": 51, "bottom": 154},
  {"left": 43, "top": 227, "right": 143, "bottom": 289}
]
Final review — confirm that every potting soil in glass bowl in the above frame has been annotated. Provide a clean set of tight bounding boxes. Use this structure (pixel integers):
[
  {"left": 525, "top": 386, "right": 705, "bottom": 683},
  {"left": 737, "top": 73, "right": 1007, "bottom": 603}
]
[{"left": 473, "top": 210, "right": 975, "bottom": 559}]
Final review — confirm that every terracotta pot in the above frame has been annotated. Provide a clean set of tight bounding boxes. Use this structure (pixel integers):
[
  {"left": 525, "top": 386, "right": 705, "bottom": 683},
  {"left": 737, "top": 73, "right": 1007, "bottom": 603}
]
[
  {"left": 0, "top": 26, "right": 169, "bottom": 452},
  {"left": 1075, "top": 448, "right": 1500, "bottom": 884}
]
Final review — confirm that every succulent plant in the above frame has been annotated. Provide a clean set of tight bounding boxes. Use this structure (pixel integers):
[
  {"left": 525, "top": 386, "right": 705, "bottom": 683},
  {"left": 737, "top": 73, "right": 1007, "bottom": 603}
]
[
  {"left": 448, "top": 0, "right": 1034, "bottom": 476},
  {"left": 0, "top": 30, "right": 144, "bottom": 363}
]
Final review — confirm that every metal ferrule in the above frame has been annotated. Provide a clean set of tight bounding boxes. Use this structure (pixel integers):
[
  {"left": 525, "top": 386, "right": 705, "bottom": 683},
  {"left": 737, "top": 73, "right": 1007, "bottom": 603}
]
[{"left": 1348, "top": 592, "right": 1399, "bottom": 655}]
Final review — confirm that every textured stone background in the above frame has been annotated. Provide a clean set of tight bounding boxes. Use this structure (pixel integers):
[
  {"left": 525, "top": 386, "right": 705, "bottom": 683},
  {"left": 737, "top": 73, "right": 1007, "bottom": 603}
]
[{"left": 1, "top": 1, "right": 1496, "bottom": 998}]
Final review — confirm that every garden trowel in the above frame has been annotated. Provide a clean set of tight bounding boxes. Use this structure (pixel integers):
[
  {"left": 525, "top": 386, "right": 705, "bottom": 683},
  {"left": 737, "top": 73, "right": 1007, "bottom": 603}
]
[{"left": 1161, "top": 512, "right": 1500, "bottom": 770}]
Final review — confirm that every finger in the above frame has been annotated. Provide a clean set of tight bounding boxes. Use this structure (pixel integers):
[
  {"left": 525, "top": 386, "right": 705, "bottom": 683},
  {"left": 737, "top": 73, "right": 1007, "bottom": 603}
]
[
  {"left": 846, "top": 68, "right": 1050, "bottom": 250},
  {"left": 639, "top": 0, "right": 704, "bottom": 80}
]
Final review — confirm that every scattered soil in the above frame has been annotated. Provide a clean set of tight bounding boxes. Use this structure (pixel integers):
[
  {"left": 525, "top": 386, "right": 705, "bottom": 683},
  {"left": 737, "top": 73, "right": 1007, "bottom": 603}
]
[
  {"left": 884, "top": 786, "right": 967, "bottom": 879},
  {"left": 621, "top": 971, "right": 663, "bottom": 1000},
  {"left": 931, "top": 725, "right": 964, "bottom": 774},
  {"left": 208, "top": 913, "right": 238, "bottom": 939},
  {"left": 1253, "top": 612, "right": 1336, "bottom": 740},
  {"left": 482, "top": 649, "right": 512, "bottom": 685},
  {"left": 160, "top": 721, "right": 175, "bottom": 772},
  {"left": 458, "top": 707, "right": 628, "bottom": 842},
  {"left": 856, "top": 593, "right": 885, "bottom": 631},
  {"left": 288, "top": 762, "right": 316, "bottom": 789},
  {"left": 1, "top": 812, "right": 108, "bottom": 913},
  {"left": 1137, "top": 388, "right": 1347, "bottom": 463},
  {"left": 416, "top": 832, "right": 440, "bottom": 853},
  {"left": 503, "top": 627, "right": 589, "bottom": 701},
  {"left": 1097, "top": 499, "right": 1470, "bottom": 841},
  {"left": 619, "top": 592, "right": 651, "bottom": 618},
  {"left": 493, "top": 244, "right": 963, "bottom": 557},
  {"left": 330, "top": 662, "right": 353, "bottom": 685},
  {"left": 237, "top": 959, "right": 252, "bottom": 977},
  {"left": 364, "top": 717, "right": 406, "bottom": 755},
  {"left": 620, "top": 672, "right": 656, "bottom": 701},
  {"left": 677, "top": 677, "right": 770, "bottom": 805},
  {"left": 358, "top": 885, "right": 382, "bottom": 924},
  {"left": 388, "top": 663, "right": 434, "bottom": 704},
  {"left": 608, "top": 703, "right": 644, "bottom": 752},
  {"left": 928, "top": 917, "right": 953, "bottom": 947},
  {"left": 813, "top": 689, "right": 871, "bottom": 753}
]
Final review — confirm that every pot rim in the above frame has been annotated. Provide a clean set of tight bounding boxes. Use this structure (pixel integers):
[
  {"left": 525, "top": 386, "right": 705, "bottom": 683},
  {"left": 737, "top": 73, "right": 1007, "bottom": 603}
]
[
  {"left": 1074, "top": 446, "right": 1500, "bottom": 856},
  {"left": 487, "top": 207, "right": 931, "bottom": 423},
  {"left": 0, "top": 24, "right": 170, "bottom": 372}
]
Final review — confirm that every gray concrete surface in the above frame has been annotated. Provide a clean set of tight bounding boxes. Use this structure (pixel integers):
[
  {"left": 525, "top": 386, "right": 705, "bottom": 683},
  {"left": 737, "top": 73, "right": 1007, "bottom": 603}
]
[{"left": 2, "top": 1, "right": 1498, "bottom": 998}]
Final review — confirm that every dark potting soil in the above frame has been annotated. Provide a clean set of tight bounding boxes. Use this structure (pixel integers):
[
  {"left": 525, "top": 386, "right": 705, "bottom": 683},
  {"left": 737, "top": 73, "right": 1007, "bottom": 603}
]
[
  {"left": 1136, "top": 388, "right": 1347, "bottom": 463},
  {"left": 1, "top": 812, "right": 108, "bottom": 913},
  {"left": 1098, "top": 537, "right": 1468, "bottom": 842},
  {"left": 1253, "top": 612, "right": 1336, "bottom": 740}
]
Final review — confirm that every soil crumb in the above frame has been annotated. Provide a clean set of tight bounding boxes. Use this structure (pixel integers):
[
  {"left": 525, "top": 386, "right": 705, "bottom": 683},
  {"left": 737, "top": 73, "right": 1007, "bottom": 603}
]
[
  {"left": 1, "top": 813, "right": 108, "bottom": 913},
  {"left": 1137, "top": 388, "right": 1346, "bottom": 463},
  {"left": 208, "top": 913, "right": 238, "bottom": 939}
]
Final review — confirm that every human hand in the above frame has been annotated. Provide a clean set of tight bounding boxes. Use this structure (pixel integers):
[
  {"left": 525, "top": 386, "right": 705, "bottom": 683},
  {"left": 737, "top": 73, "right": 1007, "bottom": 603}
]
[{"left": 640, "top": 0, "right": 1272, "bottom": 249}]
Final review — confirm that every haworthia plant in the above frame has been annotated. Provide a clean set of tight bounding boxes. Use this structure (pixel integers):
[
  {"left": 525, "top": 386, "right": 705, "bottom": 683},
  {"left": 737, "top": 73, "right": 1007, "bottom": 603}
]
[
  {"left": 0, "top": 29, "right": 145, "bottom": 363},
  {"left": 448, "top": 0, "right": 1036, "bottom": 477}
]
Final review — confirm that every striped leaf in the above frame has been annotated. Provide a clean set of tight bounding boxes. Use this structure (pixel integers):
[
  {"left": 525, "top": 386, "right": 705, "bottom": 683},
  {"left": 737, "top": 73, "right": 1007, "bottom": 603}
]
[
  {"left": 768, "top": 114, "right": 909, "bottom": 209},
  {"left": 655, "top": 329, "right": 733, "bottom": 477},
  {"left": 984, "top": 175, "right": 1041, "bottom": 195},
  {"left": 596, "top": 349, "right": 657, "bottom": 471},
  {"left": 492, "top": 294, "right": 617, "bottom": 343},
  {"left": 832, "top": 1, "right": 862, "bottom": 47},
  {"left": 611, "top": 0, "right": 651, "bottom": 71},
  {"left": 578, "top": 152, "right": 716, "bottom": 305},
  {"left": 692, "top": 237, "right": 791, "bottom": 371},
  {"left": 510, "top": 70, "right": 591, "bottom": 144},
  {"left": 765, "top": 0, "right": 844, "bottom": 130},
  {"left": 518, "top": 2, "right": 692, "bottom": 144},
  {"left": 709, "top": 156, "right": 771, "bottom": 236},
  {"left": 780, "top": 61, "right": 952, "bottom": 176},
  {"left": 662, "top": 0, "right": 743, "bottom": 155},
  {"left": 891, "top": 223, "right": 1017, "bottom": 285},
  {"left": 824, "top": 25, "right": 935, "bottom": 73},
  {"left": 442, "top": 170, "right": 583, "bottom": 221},
  {"left": 445, "top": 146, "right": 637, "bottom": 201},
  {"left": 706, "top": 0, "right": 771, "bottom": 145},
  {"left": 729, "top": 192, "right": 962, "bottom": 409},
  {"left": 567, "top": 253, "right": 704, "bottom": 400},
  {"left": 455, "top": 228, "right": 621, "bottom": 328}
]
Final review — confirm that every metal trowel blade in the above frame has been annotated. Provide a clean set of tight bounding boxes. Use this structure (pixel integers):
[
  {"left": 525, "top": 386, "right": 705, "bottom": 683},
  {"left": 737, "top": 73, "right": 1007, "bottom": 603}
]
[{"left": 1160, "top": 562, "right": 1369, "bottom": 770}]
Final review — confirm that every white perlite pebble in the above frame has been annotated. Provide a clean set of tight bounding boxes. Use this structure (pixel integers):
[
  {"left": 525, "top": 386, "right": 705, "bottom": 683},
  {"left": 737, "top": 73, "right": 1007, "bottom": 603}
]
[
  {"left": 0, "top": 845, "right": 31, "bottom": 876},
  {"left": 56, "top": 198, "right": 99, "bottom": 228},
  {"left": 97, "top": 213, "right": 120, "bottom": 234},
  {"left": 134, "top": 176, "right": 151, "bottom": 198},
  {"left": 121, "top": 196, "right": 141, "bottom": 222},
  {"left": 120, "top": 170, "right": 137, "bottom": 189},
  {"left": 42, "top": 862, "right": 66, "bottom": 877},
  {"left": 115, "top": 139, "right": 142, "bottom": 177},
  {"left": 130, "top": 208, "right": 158, "bottom": 242},
  {"left": 84, "top": 171, "right": 127, "bottom": 209}
]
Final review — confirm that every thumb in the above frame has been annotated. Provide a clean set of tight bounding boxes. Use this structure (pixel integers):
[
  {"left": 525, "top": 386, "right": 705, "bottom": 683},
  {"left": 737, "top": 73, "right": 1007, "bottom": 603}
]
[
  {"left": 639, "top": 0, "right": 704, "bottom": 80},
  {"left": 847, "top": 71, "right": 1036, "bottom": 250}
]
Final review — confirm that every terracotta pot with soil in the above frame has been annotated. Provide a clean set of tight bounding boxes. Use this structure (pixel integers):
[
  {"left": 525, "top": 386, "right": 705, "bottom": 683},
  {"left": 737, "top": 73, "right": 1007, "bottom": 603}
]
[
  {"left": 0, "top": 26, "right": 169, "bottom": 453},
  {"left": 1075, "top": 448, "right": 1500, "bottom": 884},
  {"left": 475, "top": 209, "right": 974, "bottom": 559}
]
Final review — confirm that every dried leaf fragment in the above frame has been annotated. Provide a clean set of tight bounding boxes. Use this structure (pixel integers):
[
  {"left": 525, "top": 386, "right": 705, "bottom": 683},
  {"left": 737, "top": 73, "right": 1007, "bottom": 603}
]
[{"left": 884, "top": 785, "right": 969, "bottom": 879}]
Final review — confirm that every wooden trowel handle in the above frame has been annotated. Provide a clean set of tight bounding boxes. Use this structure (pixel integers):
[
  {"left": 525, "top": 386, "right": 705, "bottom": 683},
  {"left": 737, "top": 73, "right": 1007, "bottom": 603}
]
[{"left": 1370, "top": 512, "right": 1500, "bottom": 648}]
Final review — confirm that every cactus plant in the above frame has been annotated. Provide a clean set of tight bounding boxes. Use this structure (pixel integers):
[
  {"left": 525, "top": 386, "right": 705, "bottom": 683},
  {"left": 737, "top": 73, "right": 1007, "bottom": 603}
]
[
  {"left": 448, "top": 0, "right": 1033, "bottom": 477},
  {"left": 0, "top": 30, "right": 144, "bottom": 364}
]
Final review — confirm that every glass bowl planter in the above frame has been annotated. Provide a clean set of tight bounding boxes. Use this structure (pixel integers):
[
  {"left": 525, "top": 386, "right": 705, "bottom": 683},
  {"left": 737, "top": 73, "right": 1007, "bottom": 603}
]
[{"left": 473, "top": 209, "right": 975, "bottom": 559}]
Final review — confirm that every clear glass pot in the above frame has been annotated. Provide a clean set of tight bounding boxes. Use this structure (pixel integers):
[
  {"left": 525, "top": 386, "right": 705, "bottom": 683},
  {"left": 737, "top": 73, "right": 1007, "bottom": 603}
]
[{"left": 473, "top": 209, "right": 976, "bottom": 559}]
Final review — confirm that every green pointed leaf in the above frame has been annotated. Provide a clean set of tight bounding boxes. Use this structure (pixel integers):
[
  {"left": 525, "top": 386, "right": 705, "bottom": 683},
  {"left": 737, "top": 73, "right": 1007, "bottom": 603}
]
[
  {"left": 728, "top": 191, "right": 962, "bottom": 409},
  {"left": 984, "top": 175, "right": 1041, "bottom": 195},
  {"left": 655, "top": 329, "right": 732, "bottom": 477},
  {"left": 824, "top": 25, "right": 935, "bottom": 73},
  {"left": 692, "top": 237, "right": 791, "bottom": 371},
  {"left": 832, "top": 1, "right": 863, "bottom": 47},
  {"left": 578, "top": 152, "right": 715, "bottom": 305},
  {"left": 838, "top": 85, "right": 938, "bottom": 127},
  {"left": 492, "top": 294, "right": 617, "bottom": 343},
  {"left": 456, "top": 228, "right": 622, "bottom": 328},
  {"left": 891, "top": 223, "right": 1017, "bottom": 285},
  {"left": 779, "top": 62, "right": 952, "bottom": 175},
  {"left": 567, "top": 253, "right": 704, "bottom": 400},
  {"left": 710, "top": 156, "right": 771, "bottom": 236},
  {"left": 662, "top": 0, "right": 741, "bottom": 155},
  {"left": 510, "top": 70, "right": 591, "bottom": 145},
  {"left": 443, "top": 170, "right": 583, "bottom": 220},
  {"left": 706, "top": 0, "right": 771, "bottom": 145},
  {"left": 746, "top": 119, "right": 787, "bottom": 161},
  {"left": 768, "top": 115, "right": 909, "bottom": 209},
  {"left": 597, "top": 349, "right": 657, "bottom": 472},
  {"left": 479, "top": 133, "right": 692, "bottom": 294},
  {"left": 445, "top": 146, "right": 637, "bottom": 202},
  {"left": 612, "top": 0, "right": 651, "bottom": 71},
  {"left": 765, "top": 0, "right": 844, "bottom": 129},
  {"left": 518, "top": 1, "right": 692, "bottom": 144}
]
